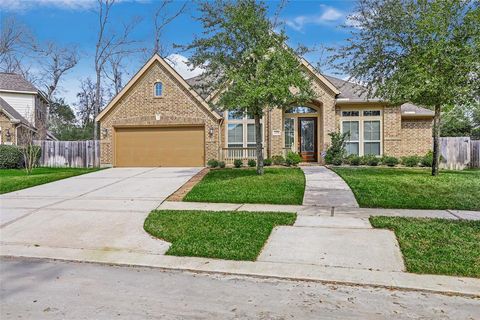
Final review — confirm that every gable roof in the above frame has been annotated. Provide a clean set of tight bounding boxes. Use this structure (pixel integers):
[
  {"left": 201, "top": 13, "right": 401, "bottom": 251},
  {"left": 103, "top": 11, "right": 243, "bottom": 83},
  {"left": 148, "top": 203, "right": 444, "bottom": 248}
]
[
  {"left": 185, "top": 58, "right": 340, "bottom": 105},
  {"left": 325, "top": 75, "right": 434, "bottom": 117},
  {"left": 0, "top": 97, "right": 30, "bottom": 125},
  {"left": 96, "top": 54, "right": 222, "bottom": 122},
  {"left": 0, "top": 73, "right": 38, "bottom": 94}
]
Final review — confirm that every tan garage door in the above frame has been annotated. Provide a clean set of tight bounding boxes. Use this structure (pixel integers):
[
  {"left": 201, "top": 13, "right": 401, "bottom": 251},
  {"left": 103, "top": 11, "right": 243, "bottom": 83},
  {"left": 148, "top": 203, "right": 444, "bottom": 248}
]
[{"left": 114, "top": 126, "right": 205, "bottom": 167}]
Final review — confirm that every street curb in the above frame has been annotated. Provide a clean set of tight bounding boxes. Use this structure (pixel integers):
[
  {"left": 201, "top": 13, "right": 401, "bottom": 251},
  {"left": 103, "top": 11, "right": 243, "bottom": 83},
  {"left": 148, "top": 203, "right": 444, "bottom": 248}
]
[{"left": 2, "top": 245, "right": 479, "bottom": 298}]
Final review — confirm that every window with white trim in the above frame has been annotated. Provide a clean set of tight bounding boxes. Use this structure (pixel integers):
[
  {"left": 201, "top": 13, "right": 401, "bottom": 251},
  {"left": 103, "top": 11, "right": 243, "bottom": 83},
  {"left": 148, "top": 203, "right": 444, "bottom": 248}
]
[
  {"left": 154, "top": 82, "right": 163, "bottom": 97},
  {"left": 341, "top": 109, "right": 382, "bottom": 156},
  {"left": 363, "top": 120, "right": 381, "bottom": 155},
  {"left": 227, "top": 124, "right": 243, "bottom": 148},
  {"left": 342, "top": 121, "right": 360, "bottom": 155},
  {"left": 226, "top": 111, "right": 263, "bottom": 148},
  {"left": 284, "top": 118, "right": 295, "bottom": 149}
]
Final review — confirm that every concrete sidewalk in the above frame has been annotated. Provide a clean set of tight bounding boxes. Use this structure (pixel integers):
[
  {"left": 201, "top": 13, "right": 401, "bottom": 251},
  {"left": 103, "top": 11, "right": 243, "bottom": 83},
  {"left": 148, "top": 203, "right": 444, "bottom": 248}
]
[
  {"left": 301, "top": 166, "right": 359, "bottom": 207},
  {"left": 158, "top": 201, "right": 480, "bottom": 220},
  {"left": 2, "top": 243, "right": 479, "bottom": 297}
]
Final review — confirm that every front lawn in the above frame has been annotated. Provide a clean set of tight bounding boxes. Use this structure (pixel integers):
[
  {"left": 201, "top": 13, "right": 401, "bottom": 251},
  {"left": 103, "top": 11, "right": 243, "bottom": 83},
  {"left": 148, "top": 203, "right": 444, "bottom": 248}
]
[
  {"left": 183, "top": 168, "right": 305, "bottom": 205},
  {"left": 144, "top": 210, "right": 296, "bottom": 260},
  {"left": 332, "top": 167, "right": 480, "bottom": 210},
  {"left": 370, "top": 217, "right": 480, "bottom": 278},
  {"left": 0, "top": 167, "right": 100, "bottom": 194}
]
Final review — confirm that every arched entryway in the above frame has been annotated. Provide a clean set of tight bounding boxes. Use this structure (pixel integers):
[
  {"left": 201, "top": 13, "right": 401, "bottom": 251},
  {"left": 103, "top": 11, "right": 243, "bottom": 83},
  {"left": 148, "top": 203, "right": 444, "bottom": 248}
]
[{"left": 284, "top": 104, "right": 322, "bottom": 162}]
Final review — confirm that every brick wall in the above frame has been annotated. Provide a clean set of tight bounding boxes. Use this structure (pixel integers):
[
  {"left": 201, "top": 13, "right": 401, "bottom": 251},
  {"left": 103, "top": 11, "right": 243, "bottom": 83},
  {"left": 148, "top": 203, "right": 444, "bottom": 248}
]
[
  {"left": 0, "top": 112, "right": 16, "bottom": 144},
  {"left": 401, "top": 119, "right": 433, "bottom": 156},
  {"left": 99, "top": 60, "right": 220, "bottom": 166},
  {"left": 383, "top": 105, "right": 402, "bottom": 156}
]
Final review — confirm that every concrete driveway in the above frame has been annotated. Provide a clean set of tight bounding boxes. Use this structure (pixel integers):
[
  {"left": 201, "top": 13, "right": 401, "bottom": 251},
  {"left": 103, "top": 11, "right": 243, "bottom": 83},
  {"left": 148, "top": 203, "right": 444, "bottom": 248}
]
[{"left": 0, "top": 167, "right": 202, "bottom": 254}]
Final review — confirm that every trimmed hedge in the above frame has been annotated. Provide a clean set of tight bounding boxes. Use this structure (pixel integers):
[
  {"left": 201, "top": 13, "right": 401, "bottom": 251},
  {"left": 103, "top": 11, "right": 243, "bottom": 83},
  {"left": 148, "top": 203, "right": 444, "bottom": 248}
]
[{"left": 0, "top": 145, "right": 23, "bottom": 168}]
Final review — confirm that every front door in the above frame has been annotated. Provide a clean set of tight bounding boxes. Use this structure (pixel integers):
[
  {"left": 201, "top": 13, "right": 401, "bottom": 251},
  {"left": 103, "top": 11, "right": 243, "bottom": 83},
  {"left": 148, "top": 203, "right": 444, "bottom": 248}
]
[{"left": 298, "top": 117, "right": 317, "bottom": 162}]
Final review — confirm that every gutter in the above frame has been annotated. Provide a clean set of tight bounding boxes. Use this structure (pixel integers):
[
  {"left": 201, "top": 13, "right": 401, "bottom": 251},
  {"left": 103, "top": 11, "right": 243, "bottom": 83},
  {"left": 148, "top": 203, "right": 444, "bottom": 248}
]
[{"left": 335, "top": 98, "right": 384, "bottom": 104}]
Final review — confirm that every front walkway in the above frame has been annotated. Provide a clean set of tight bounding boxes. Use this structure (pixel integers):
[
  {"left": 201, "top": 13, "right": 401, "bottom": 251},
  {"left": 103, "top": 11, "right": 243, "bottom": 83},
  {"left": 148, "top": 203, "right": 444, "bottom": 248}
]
[{"left": 301, "top": 166, "right": 359, "bottom": 207}]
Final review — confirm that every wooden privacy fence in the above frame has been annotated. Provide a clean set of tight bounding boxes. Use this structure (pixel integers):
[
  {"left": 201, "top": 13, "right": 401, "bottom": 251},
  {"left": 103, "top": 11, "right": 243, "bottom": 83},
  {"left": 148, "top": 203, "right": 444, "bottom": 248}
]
[
  {"left": 440, "top": 137, "right": 480, "bottom": 170},
  {"left": 34, "top": 140, "right": 100, "bottom": 168}
]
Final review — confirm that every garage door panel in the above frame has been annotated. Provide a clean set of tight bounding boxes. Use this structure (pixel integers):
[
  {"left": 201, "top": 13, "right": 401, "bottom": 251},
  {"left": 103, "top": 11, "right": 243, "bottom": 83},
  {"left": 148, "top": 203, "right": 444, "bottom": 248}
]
[{"left": 115, "top": 127, "right": 204, "bottom": 167}]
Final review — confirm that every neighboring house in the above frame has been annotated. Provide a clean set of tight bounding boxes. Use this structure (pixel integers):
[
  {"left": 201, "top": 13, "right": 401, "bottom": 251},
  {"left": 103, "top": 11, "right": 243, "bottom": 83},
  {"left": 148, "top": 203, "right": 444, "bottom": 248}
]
[
  {"left": 0, "top": 73, "right": 52, "bottom": 145},
  {"left": 96, "top": 54, "right": 433, "bottom": 167}
]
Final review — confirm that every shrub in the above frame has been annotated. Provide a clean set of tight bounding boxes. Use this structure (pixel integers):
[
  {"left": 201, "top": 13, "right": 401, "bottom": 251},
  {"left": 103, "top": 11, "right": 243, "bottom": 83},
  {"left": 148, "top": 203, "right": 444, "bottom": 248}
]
[
  {"left": 263, "top": 158, "right": 272, "bottom": 166},
  {"left": 367, "top": 156, "right": 380, "bottom": 166},
  {"left": 324, "top": 132, "right": 348, "bottom": 164},
  {"left": 331, "top": 157, "right": 343, "bottom": 166},
  {"left": 285, "top": 151, "right": 302, "bottom": 166},
  {"left": 402, "top": 155, "right": 420, "bottom": 167},
  {"left": 421, "top": 151, "right": 434, "bottom": 167},
  {"left": 218, "top": 161, "right": 226, "bottom": 168},
  {"left": 360, "top": 154, "right": 375, "bottom": 165},
  {"left": 383, "top": 156, "right": 399, "bottom": 167},
  {"left": 271, "top": 155, "right": 285, "bottom": 165},
  {"left": 207, "top": 159, "right": 219, "bottom": 168},
  {"left": 247, "top": 159, "right": 256, "bottom": 167},
  {"left": 349, "top": 155, "right": 361, "bottom": 166},
  {"left": 233, "top": 159, "right": 243, "bottom": 168},
  {"left": 0, "top": 145, "right": 23, "bottom": 169}
]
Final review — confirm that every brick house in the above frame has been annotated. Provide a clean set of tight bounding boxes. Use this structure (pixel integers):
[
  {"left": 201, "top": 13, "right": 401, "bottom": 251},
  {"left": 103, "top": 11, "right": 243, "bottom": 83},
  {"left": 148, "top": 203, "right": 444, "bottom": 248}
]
[
  {"left": 0, "top": 73, "right": 51, "bottom": 145},
  {"left": 96, "top": 54, "right": 433, "bottom": 167}
]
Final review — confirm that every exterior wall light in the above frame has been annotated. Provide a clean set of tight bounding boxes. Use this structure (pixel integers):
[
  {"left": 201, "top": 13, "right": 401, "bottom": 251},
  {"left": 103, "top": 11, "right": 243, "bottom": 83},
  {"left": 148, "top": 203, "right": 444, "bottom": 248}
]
[
  {"left": 101, "top": 128, "right": 108, "bottom": 138},
  {"left": 5, "top": 129, "right": 11, "bottom": 142},
  {"left": 208, "top": 127, "right": 214, "bottom": 138}
]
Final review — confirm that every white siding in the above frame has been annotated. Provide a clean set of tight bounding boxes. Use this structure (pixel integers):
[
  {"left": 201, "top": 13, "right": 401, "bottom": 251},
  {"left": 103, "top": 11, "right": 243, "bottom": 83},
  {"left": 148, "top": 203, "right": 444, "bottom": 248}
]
[{"left": 0, "top": 92, "right": 35, "bottom": 124}]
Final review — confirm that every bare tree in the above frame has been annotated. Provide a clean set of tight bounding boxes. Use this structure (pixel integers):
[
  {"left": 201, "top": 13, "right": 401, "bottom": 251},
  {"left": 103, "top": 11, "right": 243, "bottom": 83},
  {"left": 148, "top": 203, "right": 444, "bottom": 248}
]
[
  {"left": 103, "top": 54, "right": 124, "bottom": 96},
  {"left": 76, "top": 78, "right": 101, "bottom": 127},
  {"left": 36, "top": 42, "right": 79, "bottom": 101},
  {"left": 93, "top": 0, "right": 140, "bottom": 140},
  {"left": 152, "top": 0, "right": 187, "bottom": 56},
  {"left": 17, "top": 109, "right": 44, "bottom": 174},
  {"left": 0, "top": 16, "right": 36, "bottom": 80}
]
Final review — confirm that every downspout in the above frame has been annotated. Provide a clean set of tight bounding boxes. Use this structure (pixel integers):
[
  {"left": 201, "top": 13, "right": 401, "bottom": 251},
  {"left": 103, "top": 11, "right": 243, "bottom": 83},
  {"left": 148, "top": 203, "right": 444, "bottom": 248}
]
[
  {"left": 268, "top": 110, "right": 272, "bottom": 158},
  {"left": 218, "top": 118, "right": 224, "bottom": 161}
]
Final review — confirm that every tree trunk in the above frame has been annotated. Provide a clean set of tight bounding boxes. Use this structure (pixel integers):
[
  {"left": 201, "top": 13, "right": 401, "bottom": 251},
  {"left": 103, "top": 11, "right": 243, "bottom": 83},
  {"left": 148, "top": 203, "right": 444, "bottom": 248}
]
[
  {"left": 93, "top": 71, "right": 101, "bottom": 140},
  {"left": 254, "top": 114, "right": 264, "bottom": 175},
  {"left": 431, "top": 105, "right": 441, "bottom": 176}
]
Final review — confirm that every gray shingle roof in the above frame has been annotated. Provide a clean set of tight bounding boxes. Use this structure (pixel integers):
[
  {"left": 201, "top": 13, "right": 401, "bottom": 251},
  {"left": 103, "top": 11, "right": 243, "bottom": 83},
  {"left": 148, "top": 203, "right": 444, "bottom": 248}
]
[
  {"left": 324, "top": 75, "right": 434, "bottom": 117},
  {"left": 0, "top": 73, "right": 38, "bottom": 93},
  {"left": 186, "top": 72, "right": 434, "bottom": 118},
  {"left": 0, "top": 97, "right": 30, "bottom": 125}
]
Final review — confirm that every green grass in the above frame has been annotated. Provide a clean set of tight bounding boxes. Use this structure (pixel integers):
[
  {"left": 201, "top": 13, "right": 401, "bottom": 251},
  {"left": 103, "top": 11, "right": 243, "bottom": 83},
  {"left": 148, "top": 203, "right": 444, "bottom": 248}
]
[
  {"left": 0, "top": 167, "right": 101, "bottom": 194},
  {"left": 183, "top": 168, "right": 305, "bottom": 205},
  {"left": 144, "top": 210, "right": 296, "bottom": 260},
  {"left": 370, "top": 217, "right": 480, "bottom": 278},
  {"left": 332, "top": 167, "right": 480, "bottom": 210}
]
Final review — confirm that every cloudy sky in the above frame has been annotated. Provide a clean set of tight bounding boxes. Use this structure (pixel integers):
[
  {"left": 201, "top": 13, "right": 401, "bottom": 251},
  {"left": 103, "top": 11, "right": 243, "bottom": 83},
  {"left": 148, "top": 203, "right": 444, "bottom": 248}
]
[{"left": 0, "top": 0, "right": 357, "bottom": 105}]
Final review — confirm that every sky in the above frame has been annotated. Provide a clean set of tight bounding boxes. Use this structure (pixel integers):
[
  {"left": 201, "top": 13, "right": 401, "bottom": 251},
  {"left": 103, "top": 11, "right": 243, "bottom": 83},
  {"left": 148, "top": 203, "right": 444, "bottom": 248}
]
[{"left": 0, "top": 0, "right": 358, "bottom": 105}]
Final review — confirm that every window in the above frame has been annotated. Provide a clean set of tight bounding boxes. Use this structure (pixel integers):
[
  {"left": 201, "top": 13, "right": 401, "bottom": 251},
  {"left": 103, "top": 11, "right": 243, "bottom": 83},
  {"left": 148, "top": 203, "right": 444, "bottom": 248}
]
[
  {"left": 342, "top": 121, "right": 359, "bottom": 155},
  {"left": 226, "top": 110, "right": 263, "bottom": 148},
  {"left": 363, "top": 121, "right": 381, "bottom": 155},
  {"left": 284, "top": 118, "right": 295, "bottom": 149},
  {"left": 340, "top": 109, "right": 382, "bottom": 156},
  {"left": 247, "top": 124, "right": 262, "bottom": 147},
  {"left": 154, "top": 82, "right": 163, "bottom": 97},
  {"left": 286, "top": 106, "right": 317, "bottom": 114},
  {"left": 228, "top": 110, "right": 243, "bottom": 120},
  {"left": 342, "top": 111, "right": 360, "bottom": 117},
  {"left": 363, "top": 110, "right": 381, "bottom": 116},
  {"left": 227, "top": 124, "right": 243, "bottom": 148}
]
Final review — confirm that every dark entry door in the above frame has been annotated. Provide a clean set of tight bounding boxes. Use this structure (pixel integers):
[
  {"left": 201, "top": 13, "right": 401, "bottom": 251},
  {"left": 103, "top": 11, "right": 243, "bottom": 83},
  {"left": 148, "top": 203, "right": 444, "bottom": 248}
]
[{"left": 298, "top": 117, "right": 317, "bottom": 162}]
